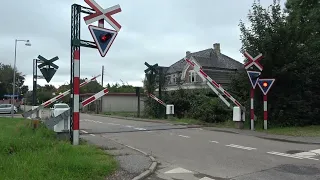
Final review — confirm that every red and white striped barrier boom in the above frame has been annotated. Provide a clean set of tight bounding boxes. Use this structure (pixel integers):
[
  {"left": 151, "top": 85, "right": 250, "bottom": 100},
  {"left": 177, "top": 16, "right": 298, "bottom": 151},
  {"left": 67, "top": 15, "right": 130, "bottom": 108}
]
[
  {"left": 81, "top": 88, "right": 109, "bottom": 108},
  {"left": 22, "top": 74, "right": 101, "bottom": 118},
  {"left": 45, "top": 88, "right": 109, "bottom": 130},
  {"left": 148, "top": 93, "right": 167, "bottom": 107},
  {"left": 185, "top": 57, "right": 244, "bottom": 111}
]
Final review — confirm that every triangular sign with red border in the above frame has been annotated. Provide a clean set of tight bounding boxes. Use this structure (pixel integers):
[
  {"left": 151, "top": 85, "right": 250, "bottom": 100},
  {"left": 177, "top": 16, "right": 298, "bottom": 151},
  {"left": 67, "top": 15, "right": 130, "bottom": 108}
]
[
  {"left": 88, "top": 25, "right": 118, "bottom": 57},
  {"left": 257, "top": 79, "right": 275, "bottom": 95},
  {"left": 246, "top": 70, "right": 261, "bottom": 89}
]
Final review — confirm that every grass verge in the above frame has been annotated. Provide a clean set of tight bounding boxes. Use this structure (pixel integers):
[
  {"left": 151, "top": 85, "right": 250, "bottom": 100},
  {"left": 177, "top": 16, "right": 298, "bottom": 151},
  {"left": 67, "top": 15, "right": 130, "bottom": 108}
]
[
  {"left": 257, "top": 125, "right": 320, "bottom": 137},
  {"left": 0, "top": 117, "right": 117, "bottom": 180}
]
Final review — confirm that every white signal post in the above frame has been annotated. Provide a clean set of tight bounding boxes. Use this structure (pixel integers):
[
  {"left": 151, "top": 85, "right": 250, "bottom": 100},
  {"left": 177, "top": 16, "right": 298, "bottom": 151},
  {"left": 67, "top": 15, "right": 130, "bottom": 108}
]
[
  {"left": 246, "top": 70, "right": 261, "bottom": 131},
  {"left": 243, "top": 51, "right": 264, "bottom": 131},
  {"left": 257, "top": 79, "right": 275, "bottom": 130}
]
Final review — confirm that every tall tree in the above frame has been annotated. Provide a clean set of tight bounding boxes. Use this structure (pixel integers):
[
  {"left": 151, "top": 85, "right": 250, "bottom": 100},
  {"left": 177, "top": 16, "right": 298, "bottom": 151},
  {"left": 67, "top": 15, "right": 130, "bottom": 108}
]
[
  {"left": 0, "top": 63, "right": 27, "bottom": 98},
  {"left": 231, "top": 0, "right": 320, "bottom": 127}
]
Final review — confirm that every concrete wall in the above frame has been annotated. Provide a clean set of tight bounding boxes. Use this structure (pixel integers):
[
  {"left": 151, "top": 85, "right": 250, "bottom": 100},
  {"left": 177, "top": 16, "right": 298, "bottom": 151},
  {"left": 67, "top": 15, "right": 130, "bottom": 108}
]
[
  {"left": 80, "top": 93, "right": 146, "bottom": 113},
  {"left": 101, "top": 95, "right": 145, "bottom": 112}
]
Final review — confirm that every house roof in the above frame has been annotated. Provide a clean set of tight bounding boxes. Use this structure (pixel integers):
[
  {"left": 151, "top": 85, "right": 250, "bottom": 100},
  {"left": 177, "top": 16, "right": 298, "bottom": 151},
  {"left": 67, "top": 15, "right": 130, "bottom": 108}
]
[{"left": 165, "top": 48, "right": 243, "bottom": 74}]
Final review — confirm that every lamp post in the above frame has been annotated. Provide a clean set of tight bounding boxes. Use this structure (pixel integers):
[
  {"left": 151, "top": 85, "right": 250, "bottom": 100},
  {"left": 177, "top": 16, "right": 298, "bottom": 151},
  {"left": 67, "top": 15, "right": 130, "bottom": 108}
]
[{"left": 11, "top": 39, "right": 31, "bottom": 118}]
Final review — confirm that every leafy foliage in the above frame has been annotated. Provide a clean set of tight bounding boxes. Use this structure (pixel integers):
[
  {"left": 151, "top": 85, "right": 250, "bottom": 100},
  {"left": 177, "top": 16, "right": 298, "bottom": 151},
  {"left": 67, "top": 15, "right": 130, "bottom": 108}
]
[
  {"left": 0, "top": 63, "right": 28, "bottom": 98},
  {"left": 230, "top": 0, "right": 320, "bottom": 127}
]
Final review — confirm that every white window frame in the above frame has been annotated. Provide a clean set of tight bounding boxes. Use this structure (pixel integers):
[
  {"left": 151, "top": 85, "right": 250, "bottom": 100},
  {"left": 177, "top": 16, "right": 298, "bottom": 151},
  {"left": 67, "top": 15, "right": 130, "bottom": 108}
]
[{"left": 189, "top": 70, "right": 196, "bottom": 83}]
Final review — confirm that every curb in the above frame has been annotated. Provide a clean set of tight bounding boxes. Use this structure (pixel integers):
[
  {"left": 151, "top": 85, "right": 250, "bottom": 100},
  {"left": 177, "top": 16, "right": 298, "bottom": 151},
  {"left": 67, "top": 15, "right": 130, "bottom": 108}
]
[{"left": 100, "top": 135, "right": 158, "bottom": 180}]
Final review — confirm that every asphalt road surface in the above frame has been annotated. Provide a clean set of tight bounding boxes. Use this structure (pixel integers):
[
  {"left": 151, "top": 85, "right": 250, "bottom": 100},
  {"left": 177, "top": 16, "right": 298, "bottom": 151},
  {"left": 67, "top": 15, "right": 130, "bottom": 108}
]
[{"left": 79, "top": 114, "right": 320, "bottom": 180}]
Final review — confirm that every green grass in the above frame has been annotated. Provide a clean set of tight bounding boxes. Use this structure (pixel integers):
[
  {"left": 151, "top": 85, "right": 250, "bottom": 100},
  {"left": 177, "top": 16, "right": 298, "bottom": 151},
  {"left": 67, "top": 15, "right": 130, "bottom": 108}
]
[
  {"left": 0, "top": 117, "right": 118, "bottom": 180},
  {"left": 257, "top": 125, "right": 320, "bottom": 137}
]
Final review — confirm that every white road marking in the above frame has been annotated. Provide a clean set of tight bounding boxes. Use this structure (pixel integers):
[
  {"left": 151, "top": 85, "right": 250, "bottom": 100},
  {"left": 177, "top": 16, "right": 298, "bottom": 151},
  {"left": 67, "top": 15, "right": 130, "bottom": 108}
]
[
  {"left": 267, "top": 151, "right": 319, "bottom": 160},
  {"left": 146, "top": 131, "right": 153, "bottom": 133},
  {"left": 310, "top": 149, "right": 320, "bottom": 154},
  {"left": 134, "top": 128, "right": 147, "bottom": 131},
  {"left": 178, "top": 135, "right": 190, "bottom": 138},
  {"left": 210, "top": 141, "right": 219, "bottom": 143},
  {"left": 267, "top": 151, "right": 304, "bottom": 159},
  {"left": 81, "top": 130, "right": 89, "bottom": 134},
  {"left": 96, "top": 121, "right": 103, "bottom": 123},
  {"left": 225, "top": 144, "right": 256, "bottom": 150},
  {"left": 294, "top": 151, "right": 318, "bottom": 158},
  {"left": 200, "top": 177, "right": 215, "bottom": 180},
  {"left": 90, "top": 134, "right": 95, "bottom": 136},
  {"left": 164, "top": 167, "right": 193, "bottom": 174},
  {"left": 125, "top": 125, "right": 134, "bottom": 128},
  {"left": 108, "top": 122, "right": 120, "bottom": 125}
]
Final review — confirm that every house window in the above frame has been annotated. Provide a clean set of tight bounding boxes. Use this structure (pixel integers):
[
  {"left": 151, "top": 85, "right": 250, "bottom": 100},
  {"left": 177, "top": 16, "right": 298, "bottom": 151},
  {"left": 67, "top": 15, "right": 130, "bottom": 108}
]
[
  {"left": 189, "top": 70, "right": 196, "bottom": 83},
  {"left": 173, "top": 74, "right": 176, "bottom": 83}
]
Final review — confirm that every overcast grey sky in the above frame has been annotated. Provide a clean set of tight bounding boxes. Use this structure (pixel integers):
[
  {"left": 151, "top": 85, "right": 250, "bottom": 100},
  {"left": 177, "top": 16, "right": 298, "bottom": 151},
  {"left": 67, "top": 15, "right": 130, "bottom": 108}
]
[{"left": 0, "top": 0, "right": 284, "bottom": 89}]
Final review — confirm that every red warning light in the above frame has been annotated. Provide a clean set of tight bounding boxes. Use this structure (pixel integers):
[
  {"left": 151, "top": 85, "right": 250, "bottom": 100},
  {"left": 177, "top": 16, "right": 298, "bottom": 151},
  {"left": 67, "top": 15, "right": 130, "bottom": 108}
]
[
  {"left": 262, "top": 82, "right": 268, "bottom": 87},
  {"left": 100, "top": 33, "right": 112, "bottom": 42}
]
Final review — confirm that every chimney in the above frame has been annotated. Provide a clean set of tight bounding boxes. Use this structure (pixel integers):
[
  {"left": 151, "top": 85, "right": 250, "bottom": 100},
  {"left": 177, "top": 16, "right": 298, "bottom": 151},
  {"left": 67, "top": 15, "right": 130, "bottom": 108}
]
[
  {"left": 213, "top": 43, "right": 220, "bottom": 54},
  {"left": 186, "top": 51, "right": 191, "bottom": 57}
]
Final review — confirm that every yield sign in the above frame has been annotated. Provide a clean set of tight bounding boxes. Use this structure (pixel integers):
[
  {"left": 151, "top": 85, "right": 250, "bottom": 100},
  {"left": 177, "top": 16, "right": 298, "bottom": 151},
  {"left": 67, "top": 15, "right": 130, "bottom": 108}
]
[
  {"left": 40, "top": 67, "right": 57, "bottom": 83},
  {"left": 88, "top": 25, "right": 118, "bottom": 57},
  {"left": 257, "top": 79, "right": 275, "bottom": 95},
  {"left": 247, "top": 70, "right": 261, "bottom": 89}
]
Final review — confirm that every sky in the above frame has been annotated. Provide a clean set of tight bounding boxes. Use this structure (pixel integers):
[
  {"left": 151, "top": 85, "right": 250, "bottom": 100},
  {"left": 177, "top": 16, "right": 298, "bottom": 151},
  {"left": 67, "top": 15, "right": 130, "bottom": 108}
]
[{"left": 0, "top": 0, "right": 285, "bottom": 90}]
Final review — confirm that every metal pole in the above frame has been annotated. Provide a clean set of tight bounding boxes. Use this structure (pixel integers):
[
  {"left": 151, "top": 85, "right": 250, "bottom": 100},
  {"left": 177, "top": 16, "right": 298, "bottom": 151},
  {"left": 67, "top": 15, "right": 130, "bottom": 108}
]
[
  {"left": 11, "top": 40, "right": 17, "bottom": 118},
  {"left": 158, "top": 67, "right": 163, "bottom": 118},
  {"left": 137, "top": 87, "right": 140, "bottom": 117},
  {"left": 250, "top": 88, "right": 254, "bottom": 130},
  {"left": 101, "top": 65, "right": 104, "bottom": 113},
  {"left": 32, "top": 59, "right": 37, "bottom": 107}
]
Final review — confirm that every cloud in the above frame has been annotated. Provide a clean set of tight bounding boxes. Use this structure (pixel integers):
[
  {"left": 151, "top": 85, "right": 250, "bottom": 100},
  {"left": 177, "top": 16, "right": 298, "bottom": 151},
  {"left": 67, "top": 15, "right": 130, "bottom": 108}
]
[{"left": 0, "top": 0, "right": 282, "bottom": 90}]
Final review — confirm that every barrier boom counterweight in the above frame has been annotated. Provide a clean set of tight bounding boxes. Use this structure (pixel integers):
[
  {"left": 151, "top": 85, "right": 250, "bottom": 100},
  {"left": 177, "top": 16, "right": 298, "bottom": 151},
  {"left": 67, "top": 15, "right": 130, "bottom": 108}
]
[{"left": 185, "top": 57, "right": 244, "bottom": 111}]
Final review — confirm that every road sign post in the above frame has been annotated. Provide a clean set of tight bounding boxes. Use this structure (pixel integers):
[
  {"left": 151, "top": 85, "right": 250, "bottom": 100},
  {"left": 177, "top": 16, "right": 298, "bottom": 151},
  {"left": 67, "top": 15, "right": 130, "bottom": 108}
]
[
  {"left": 37, "top": 55, "right": 59, "bottom": 83},
  {"left": 70, "top": 0, "right": 121, "bottom": 145},
  {"left": 243, "top": 52, "right": 263, "bottom": 130},
  {"left": 257, "top": 79, "right": 275, "bottom": 130},
  {"left": 246, "top": 70, "right": 261, "bottom": 130},
  {"left": 145, "top": 62, "right": 165, "bottom": 118}
]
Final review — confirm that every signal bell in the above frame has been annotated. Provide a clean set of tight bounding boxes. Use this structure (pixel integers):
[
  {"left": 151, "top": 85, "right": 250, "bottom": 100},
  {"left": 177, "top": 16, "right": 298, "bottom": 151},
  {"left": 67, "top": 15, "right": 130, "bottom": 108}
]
[{"left": 100, "top": 33, "right": 112, "bottom": 42}]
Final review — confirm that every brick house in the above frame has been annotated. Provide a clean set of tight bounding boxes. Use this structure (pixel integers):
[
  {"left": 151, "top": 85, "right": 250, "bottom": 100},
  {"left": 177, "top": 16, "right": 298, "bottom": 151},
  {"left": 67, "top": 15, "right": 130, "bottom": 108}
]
[{"left": 162, "top": 43, "right": 244, "bottom": 91}]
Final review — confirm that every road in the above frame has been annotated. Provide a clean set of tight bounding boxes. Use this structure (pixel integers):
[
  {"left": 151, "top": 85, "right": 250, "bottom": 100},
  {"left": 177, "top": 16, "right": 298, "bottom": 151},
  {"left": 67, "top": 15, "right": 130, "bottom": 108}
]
[{"left": 79, "top": 114, "right": 320, "bottom": 180}]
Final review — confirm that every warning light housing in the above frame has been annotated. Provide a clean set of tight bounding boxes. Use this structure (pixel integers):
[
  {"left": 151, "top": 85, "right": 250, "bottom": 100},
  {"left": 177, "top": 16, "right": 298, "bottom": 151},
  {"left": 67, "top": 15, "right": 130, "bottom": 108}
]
[
  {"left": 100, "top": 33, "right": 112, "bottom": 42},
  {"left": 262, "top": 82, "right": 268, "bottom": 87}
]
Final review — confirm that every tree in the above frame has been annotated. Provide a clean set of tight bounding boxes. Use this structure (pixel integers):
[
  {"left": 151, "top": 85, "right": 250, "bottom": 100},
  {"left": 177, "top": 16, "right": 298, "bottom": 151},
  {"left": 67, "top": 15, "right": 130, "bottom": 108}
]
[
  {"left": 80, "top": 79, "right": 103, "bottom": 94},
  {"left": 231, "top": 0, "right": 320, "bottom": 127},
  {"left": 0, "top": 63, "right": 27, "bottom": 98}
]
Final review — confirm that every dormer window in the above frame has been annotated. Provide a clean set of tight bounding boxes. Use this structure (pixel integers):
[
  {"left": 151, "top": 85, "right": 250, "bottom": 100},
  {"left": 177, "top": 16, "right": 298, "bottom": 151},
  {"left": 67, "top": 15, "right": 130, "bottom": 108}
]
[{"left": 189, "top": 70, "right": 196, "bottom": 83}]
